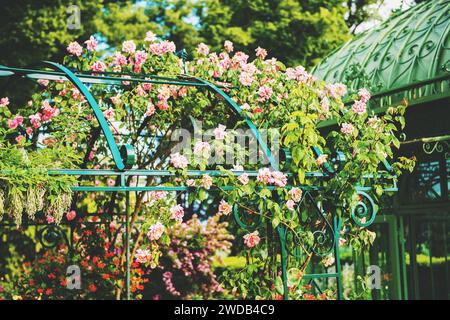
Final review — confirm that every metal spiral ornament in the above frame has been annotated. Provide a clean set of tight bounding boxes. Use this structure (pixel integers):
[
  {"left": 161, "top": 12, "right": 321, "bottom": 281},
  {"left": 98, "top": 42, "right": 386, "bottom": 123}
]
[
  {"left": 351, "top": 191, "right": 377, "bottom": 228},
  {"left": 37, "top": 224, "right": 70, "bottom": 249},
  {"left": 233, "top": 203, "right": 263, "bottom": 231}
]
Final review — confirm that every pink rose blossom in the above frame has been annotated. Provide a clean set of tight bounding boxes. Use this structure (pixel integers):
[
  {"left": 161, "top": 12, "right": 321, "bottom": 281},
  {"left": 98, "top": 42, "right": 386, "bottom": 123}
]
[
  {"left": 111, "top": 94, "right": 121, "bottom": 105},
  {"left": 255, "top": 47, "right": 267, "bottom": 59},
  {"left": 257, "top": 168, "right": 272, "bottom": 184},
  {"left": 243, "top": 231, "right": 260, "bottom": 248},
  {"left": 38, "top": 79, "right": 49, "bottom": 86},
  {"left": 351, "top": 100, "right": 366, "bottom": 115},
  {"left": 170, "top": 152, "right": 188, "bottom": 169},
  {"left": 145, "top": 31, "right": 157, "bottom": 42},
  {"left": 103, "top": 108, "right": 115, "bottom": 120},
  {"left": 170, "top": 205, "right": 185, "bottom": 221},
  {"left": 147, "top": 222, "right": 165, "bottom": 240},
  {"left": 66, "top": 210, "right": 76, "bottom": 221},
  {"left": 238, "top": 173, "right": 249, "bottom": 185},
  {"left": 327, "top": 83, "right": 347, "bottom": 99},
  {"left": 7, "top": 119, "right": 18, "bottom": 129},
  {"left": 321, "top": 97, "right": 330, "bottom": 112},
  {"left": 107, "top": 178, "right": 115, "bottom": 187},
  {"left": 91, "top": 61, "right": 106, "bottom": 72},
  {"left": 113, "top": 52, "right": 127, "bottom": 66},
  {"left": 213, "top": 125, "right": 227, "bottom": 140},
  {"left": 286, "top": 200, "right": 295, "bottom": 211},
  {"left": 150, "top": 190, "right": 167, "bottom": 201},
  {"left": 201, "top": 174, "right": 213, "bottom": 190},
  {"left": 194, "top": 141, "right": 211, "bottom": 158},
  {"left": 341, "top": 123, "right": 355, "bottom": 136},
  {"left": 0, "top": 97, "right": 10, "bottom": 107},
  {"left": 15, "top": 135, "right": 24, "bottom": 144},
  {"left": 239, "top": 72, "right": 253, "bottom": 86},
  {"left": 257, "top": 85, "right": 273, "bottom": 101},
  {"left": 358, "top": 88, "right": 371, "bottom": 103},
  {"left": 122, "top": 40, "right": 136, "bottom": 54},
  {"left": 224, "top": 40, "right": 234, "bottom": 53},
  {"left": 46, "top": 215, "right": 54, "bottom": 224},
  {"left": 218, "top": 200, "right": 232, "bottom": 215},
  {"left": 270, "top": 170, "right": 287, "bottom": 187},
  {"left": 84, "top": 36, "right": 97, "bottom": 51},
  {"left": 316, "top": 154, "right": 328, "bottom": 166},
  {"left": 67, "top": 41, "right": 83, "bottom": 57},
  {"left": 135, "top": 248, "right": 152, "bottom": 263},
  {"left": 289, "top": 188, "right": 303, "bottom": 203},
  {"left": 197, "top": 43, "right": 210, "bottom": 56},
  {"left": 146, "top": 102, "right": 156, "bottom": 116}
]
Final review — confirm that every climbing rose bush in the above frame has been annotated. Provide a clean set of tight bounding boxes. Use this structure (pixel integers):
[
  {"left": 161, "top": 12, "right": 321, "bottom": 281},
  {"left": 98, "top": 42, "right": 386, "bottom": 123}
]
[{"left": 0, "top": 32, "right": 415, "bottom": 299}]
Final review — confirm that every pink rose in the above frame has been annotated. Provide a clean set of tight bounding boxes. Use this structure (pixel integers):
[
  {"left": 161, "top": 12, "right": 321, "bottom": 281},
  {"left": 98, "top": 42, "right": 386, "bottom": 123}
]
[
  {"left": 103, "top": 108, "right": 115, "bottom": 120},
  {"left": 147, "top": 222, "right": 165, "bottom": 240},
  {"left": 243, "top": 231, "right": 260, "bottom": 248},
  {"left": 255, "top": 47, "right": 267, "bottom": 59},
  {"left": 238, "top": 173, "right": 249, "bottom": 185},
  {"left": 358, "top": 88, "right": 371, "bottom": 103},
  {"left": 289, "top": 187, "right": 303, "bottom": 203},
  {"left": 122, "top": 40, "right": 136, "bottom": 54},
  {"left": 66, "top": 210, "right": 76, "bottom": 221},
  {"left": 316, "top": 154, "right": 328, "bottom": 166},
  {"left": 197, "top": 43, "right": 210, "bottom": 56},
  {"left": 145, "top": 31, "right": 157, "bottom": 42},
  {"left": 0, "top": 97, "right": 10, "bottom": 107},
  {"left": 201, "top": 174, "right": 213, "bottom": 190},
  {"left": 67, "top": 41, "right": 83, "bottom": 57},
  {"left": 218, "top": 200, "right": 232, "bottom": 215},
  {"left": 84, "top": 36, "right": 97, "bottom": 51},
  {"left": 270, "top": 171, "right": 287, "bottom": 187},
  {"left": 351, "top": 100, "right": 366, "bottom": 115},
  {"left": 340, "top": 123, "right": 355, "bottom": 136},
  {"left": 170, "top": 205, "right": 185, "bottom": 221},
  {"left": 170, "top": 152, "right": 188, "bottom": 169},
  {"left": 135, "top": 248, "right": 152, "bottom": 263},
  {"left": 257, "top": 168, "right": 272, "bottom": 184},
  {"left": 224, "top": 40, "right": 234, "bottom": 53},
  {"left": 107, "top": 178, "right": 115, "bottom": 187},
  {"left": 257, "top": 85, "right": 273, "bottom": 101},
  {"left": 194, "top": 141, "right": 211, "bottom": 158},
  {"left": 213, "top": 125, "right": 227, "bottom": 140},
  {"left": 286, "top": 200, "right": 295, "bottom": 211},
  {"left": 91, "top": 61, "right": 106, "bottom": 72}
]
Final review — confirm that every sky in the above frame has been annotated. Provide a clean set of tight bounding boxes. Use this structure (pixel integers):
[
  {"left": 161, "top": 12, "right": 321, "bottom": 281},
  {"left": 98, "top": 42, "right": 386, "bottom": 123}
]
[{"left": 354, "top": 0, "right": 416, "bottom": 33}]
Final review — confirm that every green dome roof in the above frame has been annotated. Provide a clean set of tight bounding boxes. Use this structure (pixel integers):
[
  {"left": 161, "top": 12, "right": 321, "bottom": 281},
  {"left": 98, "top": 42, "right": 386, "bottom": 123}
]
[{"left": 312, "top": 0, "right": 450, "bottom": 107}]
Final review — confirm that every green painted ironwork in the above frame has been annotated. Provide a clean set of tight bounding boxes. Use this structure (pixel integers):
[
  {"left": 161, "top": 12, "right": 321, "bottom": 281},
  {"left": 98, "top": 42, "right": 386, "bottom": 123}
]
[
  {"left": 0, "top": 57, "right": 398, "bottom": 300},
  {"left": 312, "top": 0, "right": 450, "bottom": 109}
]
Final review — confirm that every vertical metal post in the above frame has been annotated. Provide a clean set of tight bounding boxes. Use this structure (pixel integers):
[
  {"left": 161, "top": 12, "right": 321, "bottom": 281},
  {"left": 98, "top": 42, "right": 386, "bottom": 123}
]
[
  {"left": 277, "top": 225, "right": 289, "bottom": 300},
  {"left": 125, "top": 190, "right": 131, "bottom": 300},
  {"left": 399, "top": 215, "right": 409, "bottom": 300},
  {"left": 333, "top": 216, "right": 343, "bottom": 300}
]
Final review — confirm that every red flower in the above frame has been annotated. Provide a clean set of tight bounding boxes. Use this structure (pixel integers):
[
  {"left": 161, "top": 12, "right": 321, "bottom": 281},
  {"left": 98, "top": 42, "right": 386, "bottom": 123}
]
[
  {"left": 102, "top": 274, "right": 110, "bottom": 280},
  {"left": 37, "top": 289, "right": 44, "bottom": 294},
  {"left": 45, "top": 288, "right": 53, "bottom": 295},
  {"left": 87, "top": 283, "right": 97, "bottom": 293}
]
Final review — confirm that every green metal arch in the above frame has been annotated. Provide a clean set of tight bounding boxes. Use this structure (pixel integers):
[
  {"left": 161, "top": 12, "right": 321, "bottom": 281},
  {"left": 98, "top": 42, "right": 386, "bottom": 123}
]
[{"left": 45, "top": 62, "right": 126, "bottom": 170}]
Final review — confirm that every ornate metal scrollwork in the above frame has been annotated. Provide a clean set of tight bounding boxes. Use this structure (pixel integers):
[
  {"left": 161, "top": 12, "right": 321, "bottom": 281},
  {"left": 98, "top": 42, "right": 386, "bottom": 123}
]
[
  {"left": 351, "top": 191, "right": 377, "bottom": 228},
  {"left": 233, "top": 203, "right": 263, "bottom": 231},
  {"left": 284, "top": 191, "right": 336, "bottom": 258},
  {"left": 36, "top": 224, "right": 71, "bottom": 249}
]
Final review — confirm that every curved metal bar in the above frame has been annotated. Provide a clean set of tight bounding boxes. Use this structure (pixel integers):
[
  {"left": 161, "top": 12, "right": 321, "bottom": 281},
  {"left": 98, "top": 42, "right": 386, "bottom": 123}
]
[
  {"left": 44, "top": 61, "right": 125, "bottom": 170},
  {"left": 192, "top": 77, "right": 279, "bottom": 170}
]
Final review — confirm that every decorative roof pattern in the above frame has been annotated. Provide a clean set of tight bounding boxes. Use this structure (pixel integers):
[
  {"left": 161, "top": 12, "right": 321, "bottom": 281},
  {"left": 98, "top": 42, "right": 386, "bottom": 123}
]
[{"left": 312, "top": 0, "right": 450, "bottom": 107}]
